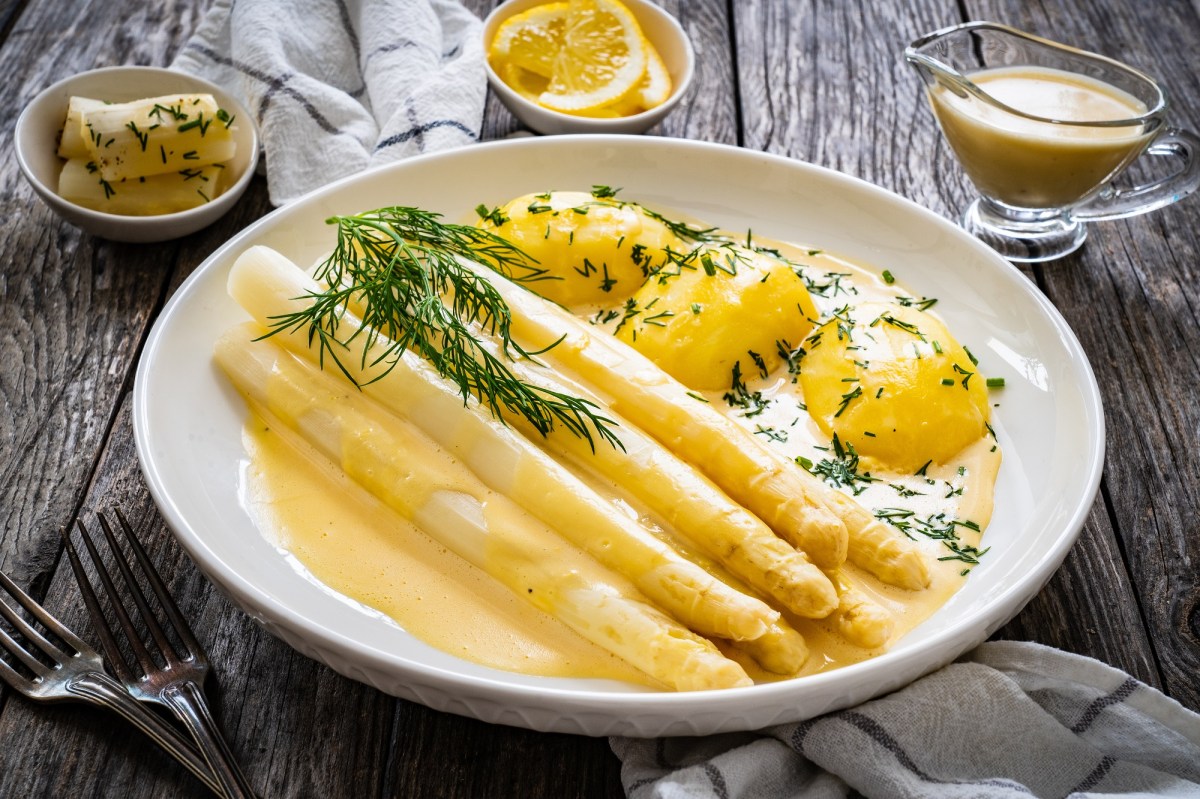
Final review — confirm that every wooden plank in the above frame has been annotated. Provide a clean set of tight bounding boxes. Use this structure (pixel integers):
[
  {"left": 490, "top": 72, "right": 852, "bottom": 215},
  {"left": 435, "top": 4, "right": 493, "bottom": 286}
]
[
  {"left": 964, "top": 0, "right": 1200, "bottom": 711},
  {"left": 0, "top": 0, "right": 214, "bottom": 582},
  {"left": 734, "top": 0, "right": 969, "bottom": 208},
  {"left": 994, "top": 497, "right": 1162, "bottom": 687},
  {"left": 383, "top": 702, "right": 625, "bottom": 798}
]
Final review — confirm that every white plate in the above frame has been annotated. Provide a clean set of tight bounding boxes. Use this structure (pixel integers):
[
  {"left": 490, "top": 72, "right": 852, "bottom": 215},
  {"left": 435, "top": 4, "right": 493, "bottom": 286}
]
[{"left": 134, "top": 136, "right": 1104, "bottom": 737}]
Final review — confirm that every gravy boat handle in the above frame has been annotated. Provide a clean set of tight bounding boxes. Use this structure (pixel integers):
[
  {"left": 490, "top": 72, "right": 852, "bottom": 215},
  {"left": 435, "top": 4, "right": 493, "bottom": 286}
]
[{"left": 1073, "top": 127, "right": 1200, "bottom": 221}]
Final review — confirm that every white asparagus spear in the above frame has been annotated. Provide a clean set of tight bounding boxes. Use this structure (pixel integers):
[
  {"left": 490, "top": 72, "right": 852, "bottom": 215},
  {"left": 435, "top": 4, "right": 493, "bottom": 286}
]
[
  {"left": 227, "top": 246, "right": 779, "bottom": 642},
  {"left": 828, "top": 571, "right": 895, "bottom": 650},
  {"left": 458, "top": 259, "right": 850, "bottom": 571},
  {"left": 731, "top": 620, "right": 809, "bottom": 676},
  {"left": 821, "top": 491, "right": 931, "bottom": 590},
  {"left": 81, "top": 93, "right": 236, "bottom": 180},
  {"left": 58, "top": 96, "right": 106, "bottom": 159},
  {"left": 214, "top": 327, "right": 752, "bottom": 691},
  {"left": 300, "top": 243, "right": 838, "bottom": 621},
  {"left": 496, "top": 353, "right": 839, "bottom": 620},
  {"left": 58, "top": 158, "right": 224, "bottom": 215}
]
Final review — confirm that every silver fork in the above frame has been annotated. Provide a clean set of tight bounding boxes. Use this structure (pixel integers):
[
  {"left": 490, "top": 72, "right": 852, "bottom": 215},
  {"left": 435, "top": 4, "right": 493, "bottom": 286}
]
[
  {"left": 0, "top": 566, "right": 221, "bottom": 794},
  {"left": 63, "top": 511, "right": 256, "bottom": 799}
]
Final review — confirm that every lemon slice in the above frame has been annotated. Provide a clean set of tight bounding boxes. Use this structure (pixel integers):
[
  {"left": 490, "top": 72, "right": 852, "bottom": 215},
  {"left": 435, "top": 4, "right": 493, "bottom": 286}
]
[
  {"left": 637, "top": 41, "right": 672, "bottom": 108},
  {"left": 539, "top": 0, "right": 648, "bottom": 114},
  {"left": 500, "top": 63, "right": 551, "bottom": 103},
  {"left": 604, "top": 39, "right": 671, "bottom": 115},
  {"left": 490, "top": 2, "right": 569, "bottom": 79}
]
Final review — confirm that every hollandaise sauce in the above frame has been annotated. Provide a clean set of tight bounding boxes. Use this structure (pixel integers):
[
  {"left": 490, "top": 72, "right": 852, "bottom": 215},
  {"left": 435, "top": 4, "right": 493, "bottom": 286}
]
[{"left": 929, "top": 66, "right": 1152, "bottom": 207}]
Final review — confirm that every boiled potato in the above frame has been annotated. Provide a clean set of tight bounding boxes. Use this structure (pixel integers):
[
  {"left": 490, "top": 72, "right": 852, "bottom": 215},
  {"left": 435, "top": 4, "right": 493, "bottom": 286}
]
[
  {"left": 799, "top": 302, "right": 989, "bottom": 472},
  {"left": 480, "top": 191, "right": 680, "bottom": 308},
  {"left": 616, "top": 243, "right": 819, "bottom": 391}
]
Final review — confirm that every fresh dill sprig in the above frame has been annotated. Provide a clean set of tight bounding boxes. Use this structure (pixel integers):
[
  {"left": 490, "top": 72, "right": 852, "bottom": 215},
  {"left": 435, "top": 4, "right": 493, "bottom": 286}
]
[{"left": 262, "top": 206, "right": 621, "bottom": 452}]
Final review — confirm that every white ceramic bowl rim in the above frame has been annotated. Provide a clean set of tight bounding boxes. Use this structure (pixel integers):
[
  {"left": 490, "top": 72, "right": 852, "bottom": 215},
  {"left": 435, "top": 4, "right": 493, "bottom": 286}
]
[{"left": 134, "top": 135, "right": 1105, "bottom": 733}]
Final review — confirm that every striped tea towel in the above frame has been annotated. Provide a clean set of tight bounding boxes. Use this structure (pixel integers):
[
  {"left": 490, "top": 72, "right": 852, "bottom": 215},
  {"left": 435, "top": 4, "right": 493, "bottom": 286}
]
[
  {"left": 612, "top": 642, "right": 1200, "bottom": 798},
  {"left": 172, "top": 0, "right": 486, "bottom": 205}
]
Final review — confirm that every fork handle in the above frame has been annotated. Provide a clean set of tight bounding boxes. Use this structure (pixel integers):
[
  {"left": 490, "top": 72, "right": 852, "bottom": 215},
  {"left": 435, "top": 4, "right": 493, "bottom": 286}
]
[
  {"left": 163, "top": 680, "right": 257, "bottom": 799},
  {"left": 67, "top": 672, "right": 222, "bottom": 795}
]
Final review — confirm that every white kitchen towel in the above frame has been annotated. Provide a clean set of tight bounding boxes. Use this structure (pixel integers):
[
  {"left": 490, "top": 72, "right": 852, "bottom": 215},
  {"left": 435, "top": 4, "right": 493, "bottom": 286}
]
[
  {"left": 172, "top": 0, "right": 486, "bottom": 205},
  {"left": 612, "top": 642, "right": 1200, "bottom": 798}
]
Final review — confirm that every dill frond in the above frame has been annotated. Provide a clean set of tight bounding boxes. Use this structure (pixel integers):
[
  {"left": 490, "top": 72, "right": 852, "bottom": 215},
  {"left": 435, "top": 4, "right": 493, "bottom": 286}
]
[{"left": 263, "top": 206, "right": 621, "bottom": 451}]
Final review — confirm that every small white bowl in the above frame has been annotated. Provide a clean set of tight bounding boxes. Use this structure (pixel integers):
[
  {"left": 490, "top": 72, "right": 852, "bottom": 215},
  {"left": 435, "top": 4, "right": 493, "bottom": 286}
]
[
  {"left": 15, "top": 66, "right": 259, "bottom": 243},
  {"left": 482, "top": 0, "right": 695, "bottom": 135}
]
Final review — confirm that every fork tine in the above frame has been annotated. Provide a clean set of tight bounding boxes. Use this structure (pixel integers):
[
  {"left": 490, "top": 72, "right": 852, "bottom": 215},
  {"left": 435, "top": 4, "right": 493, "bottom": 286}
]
[
  {"left": 0, "top": 570, "right": 73, "bottom": 676},
  {"left": 95, "top": 513, "right": 183, "bottom": 662},
  {"left": 0, "top": 568, "right": 92, "bottom": 658},
  {"left": 60, "top": 528, "right": 136, "bottom": 685},
  {"left": 73, "top": 518, "right": 159, "bottom": 675},
  {"left": 0, "top": 623, "right": 48, "bottom": 681},
  {"left": 111, "top": 510, "right": 202, "bottom": 656},
  {"left": 0, "top": 651, "right": 34, "bottom": 691},
  {"left": 2, "top": 567, "right": 226, "bottom": 795}
]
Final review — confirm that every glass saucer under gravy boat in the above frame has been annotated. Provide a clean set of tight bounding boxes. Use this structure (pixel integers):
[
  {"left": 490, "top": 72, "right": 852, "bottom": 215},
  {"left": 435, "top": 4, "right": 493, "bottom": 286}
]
[{"left": 906, "top": 22, "right": 1200, "bottom": 262}]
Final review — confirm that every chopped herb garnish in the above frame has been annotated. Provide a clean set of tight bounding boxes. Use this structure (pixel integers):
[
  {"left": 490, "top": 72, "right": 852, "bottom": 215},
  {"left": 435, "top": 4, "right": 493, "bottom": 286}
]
[
  {"left": 800, "top": 434, "right": 877, "bottom": 495},
  {"left": 125, "top": 121, "right": 149, "bottom": 151},
  {"left": 723, "top": 361, "right": 769, "bottom": 417},
  {"left": 834, "top": 385, "right": 863, "bottom": 417},
  {"left": 897, "top": 295, "right": 938, "bottom": 311},
  {"left": 953, "top": 362, "right": 974, "bottom": 388},
  {"left": 754, "top": 425, "right": 788, "bottom": 443},
  {"left": 475, "top": 204, "right": 508, "bottom": 226},
  {"left": 874, "top": 508, "right": 989, "bottom": 563}
]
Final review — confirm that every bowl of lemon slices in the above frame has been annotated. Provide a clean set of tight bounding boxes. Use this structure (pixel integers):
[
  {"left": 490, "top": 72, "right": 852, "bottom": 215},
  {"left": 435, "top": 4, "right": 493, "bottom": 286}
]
[{"left": 483, "top": 0, "right": 694, "bottom": 135}]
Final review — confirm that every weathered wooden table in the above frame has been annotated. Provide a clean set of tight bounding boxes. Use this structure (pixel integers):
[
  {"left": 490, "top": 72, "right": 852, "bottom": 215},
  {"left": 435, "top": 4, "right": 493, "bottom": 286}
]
[{"left": 2, "top": 0, "right": 1197, "bottom": 796}]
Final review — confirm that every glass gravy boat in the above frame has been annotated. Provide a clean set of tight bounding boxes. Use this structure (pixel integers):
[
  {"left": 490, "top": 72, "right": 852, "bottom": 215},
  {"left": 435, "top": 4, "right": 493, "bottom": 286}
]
[{"left": 906, "top": 22, "right": 1199, "bottom": 262}]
